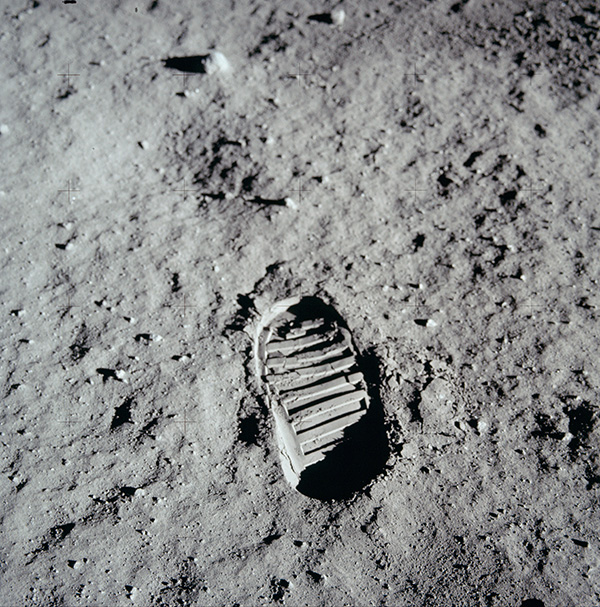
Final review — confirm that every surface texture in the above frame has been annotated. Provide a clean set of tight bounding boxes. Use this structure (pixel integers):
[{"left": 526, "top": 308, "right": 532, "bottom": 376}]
[{"left": 1, "top": 1, "right": 599, "bottom": 606}]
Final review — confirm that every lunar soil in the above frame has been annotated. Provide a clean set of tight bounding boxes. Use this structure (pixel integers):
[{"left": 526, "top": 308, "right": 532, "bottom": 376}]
[{"left": 1, "top": 1, "right": 599, "bottom": 606}]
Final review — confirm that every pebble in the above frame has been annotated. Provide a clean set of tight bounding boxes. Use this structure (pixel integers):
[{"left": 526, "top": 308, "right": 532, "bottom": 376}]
[
  {"left": 202, "top": 51, "right": 231, "bottom": 75},
  {"left": 331, "top": 7, "right": 346, "bottom": 26},
  {"left": 0, "top": 124, "right": 9, "bottom": 135},
  {"left": 284, "top": 197, "right": 298, "bottom": 210},
  {"left": 426, "top": 318, "right": 438, "bottom": 327}
]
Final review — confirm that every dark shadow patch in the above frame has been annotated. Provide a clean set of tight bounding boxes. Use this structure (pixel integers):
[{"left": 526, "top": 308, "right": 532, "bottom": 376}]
[
  {"left": 96, "top": 368, "right": 120, "bottom": 382},
  {"left": 57, "top": 87, "right": 75, "bottom": 99},
  {"left": 262, "top": 533, "right": 282, "bottom": 545},
  {"left": 406, "top": 388, "right": 424, "bottom": 424},
  {"left": 531, "top": 413, "right": 565, "bottom": 440},
  {"left": 49, "top": 523, "right": 75, "bottom": 542},
  {"left": 307, "top": 570, "right": 324, "bottom": 583},
  {"left": 111, "top": 397, "right": 134, "bottom": 430},
  {"left": 308, "top": 12, "right": 333, "bottom": 24},
  {"left": 224, "top": 293, "right": 257, "bottom": 334},
  {"left": 464, "top": 150, "right": 482, "bottom": 168},
  {"left": 450, "top": 0, "right": 469, "bottom": 13},
  {"left": 247, "top": 196, "right": 287, "bottom": 207},
  {"left": 437, "top": 172, "right": 454, "bottom": 197},
  {"left": 270, "top": 578, "right": 289, "bottom": 603},
  {"left": 520, "top": 600, "right": 545, "bottom": 607},
  {"left": 412, "top": 233, "right": 425, "bottom": 251},
  {"left": 564, "top": 402, "right": 594, "bottom": 457},
  {"left": 499, "top": 189, "right": 517, "bottom": 206},
  {"left": 239, "top": 413, "right": 261, "bottom": 446},
  {"left": 163, "top": 55, "right": 211, "bottom": 74},
  {"left": 242, "top": 173, "right": 258, "bottom": 193},
  {"left": 120, "top": 486, "right": 138, "bottom": 499},
  {"left": 585, "top": 464, "right": 600, "bottom": 490}
]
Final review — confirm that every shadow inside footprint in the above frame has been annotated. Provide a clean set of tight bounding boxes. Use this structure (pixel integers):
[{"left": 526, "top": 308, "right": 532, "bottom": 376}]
[{"left": 296, "top": 403, "right": 389, "bottom": 500}]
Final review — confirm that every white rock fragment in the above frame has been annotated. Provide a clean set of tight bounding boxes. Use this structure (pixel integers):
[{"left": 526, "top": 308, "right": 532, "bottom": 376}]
[
  {"left": 284, "top": 197, "right": 298, "bottom": 210},
  {"left": 426, "top": 318, "right": 438, "bottom": 327},
  {"left": 402, "top": 442, "right": 418, "bottom": 459},
  {"left": 202, "top": 51, "right": 231, "bottom": 75},
  {"left": 331, "top": 7, "right": 346, "bottom": 26},
  {"left": 115, "top": 369, "right": 129, "bottom": 383},
  {"left": 139, "top": 140, "right": 150, "bottom": 150},
  {"left": 0, "top": 124, "right": 9, "bottom": 135}
]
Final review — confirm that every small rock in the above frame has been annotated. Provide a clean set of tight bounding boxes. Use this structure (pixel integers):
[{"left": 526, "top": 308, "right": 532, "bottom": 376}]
[
  {"left": 331, "top": 7, "right": 346, "bottom": 26},
  {"left": 172, "top": 354, "right": 191, "bottom": 362},
  {"left": 10, "top": 309, "right": 24, "bottom": 317},
  {"left": 202, "top": 51, "right": 231, "bottom": 75},
  {"left": 0, "top": 124, "right": 9, "bottom": 135},
  {"left": 426, "top": 318, "right": 437, "bottom": 327},
  {"left": 115, "top": 369, "right": 128, "bottom": 383},
  {"left": 139, "top": 140, "right": 150, "bottom": 150},
  {"left": 284, "top": 197, "right": 298, "bottom": 210}
]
